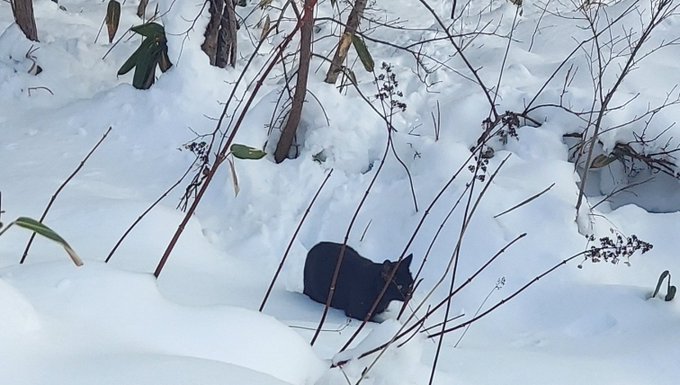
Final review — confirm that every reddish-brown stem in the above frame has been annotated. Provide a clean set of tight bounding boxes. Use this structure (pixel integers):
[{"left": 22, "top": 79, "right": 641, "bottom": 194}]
[
  {"left": 154, "top": 0, "right": 319, "bottom": 278},
  {"left": 105, "top": 159, "right": 197, "bottom": 263}
]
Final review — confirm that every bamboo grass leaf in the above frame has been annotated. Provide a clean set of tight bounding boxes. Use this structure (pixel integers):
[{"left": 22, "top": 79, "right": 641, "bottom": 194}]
[
  {"left": 351, "top": 34, "right": 374, "bottom": 72},
  {"left": 14, "top": 217, "right": 83, "bottom": 266},
  {"left": 231, "top": 144, "right": 267, "bottom": 160}
]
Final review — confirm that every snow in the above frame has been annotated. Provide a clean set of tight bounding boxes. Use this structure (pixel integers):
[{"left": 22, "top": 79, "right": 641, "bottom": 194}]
[
  {"left": 2, "top": 0, "right": 680, "bottom": 384},
  {"left": 0, "top": 262, "right": 324, "bottom": 385}
]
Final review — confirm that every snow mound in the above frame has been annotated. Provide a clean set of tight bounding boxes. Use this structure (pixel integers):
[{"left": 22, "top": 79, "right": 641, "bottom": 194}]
[
  {"left": 0, "top": 262, "right": 325, "bottom": 385},
  {"left": 0, "top": 278, "right": 41, "bottom": 335}
]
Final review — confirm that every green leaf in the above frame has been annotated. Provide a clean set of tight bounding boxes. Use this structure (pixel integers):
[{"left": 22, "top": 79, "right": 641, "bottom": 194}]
[
  {"left": 231, "top": 144, "right": 267, "bottom": 160},
  {"left": 131, "top": 22, "right": 165, "bottom": 38},
  {"left": 132, "top": 38, "right": 162, "bottom": 89},
  {"left": 117, "top": 37, "right": 155, "bottom": 76},
  {"left": 590, "top": 153, "right": 618, "bottom": 168},
  {"left": 15, "top": 217, "right": 67, "bottom": 245},
  {"left": 14, "top": 217, "right": 83, "bottom": 266},
  {"left": 351, "top": 34, "right": 374, "bottom": 72},
  {"left": 117, "top": 51, "right": 139, "bottom": 76},
  {"left": 106, "top": 0, "right": 121, "bottom": 43},
  {"left": 119, "top": 23, "right": 170, "bottom": 89}
]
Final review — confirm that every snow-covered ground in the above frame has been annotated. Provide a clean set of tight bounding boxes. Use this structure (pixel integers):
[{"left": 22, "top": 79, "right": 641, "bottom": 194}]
[{"left": 1, "top": 0, "right": 680, "bottom": 384}]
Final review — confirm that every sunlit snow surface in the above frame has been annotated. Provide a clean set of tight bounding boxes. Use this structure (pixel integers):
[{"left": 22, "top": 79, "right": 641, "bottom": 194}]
[{"left": 1, "top": 0, "right": 680, "bottom": 384}]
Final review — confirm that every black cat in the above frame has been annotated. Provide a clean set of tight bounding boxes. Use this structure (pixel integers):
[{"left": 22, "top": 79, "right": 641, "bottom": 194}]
[{"left": 303, "top": 241, "right": 414, "bottom": 321}]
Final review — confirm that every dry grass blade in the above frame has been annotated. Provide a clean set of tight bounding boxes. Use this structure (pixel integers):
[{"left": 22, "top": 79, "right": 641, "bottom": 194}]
[
  {"left": 227, "top": 157, "right": 240, "bottom": 197},
  {"left": 494, "top": 183, "right": 555, "bottom": 218},
  {"left": 106, "top": 0, "right": 121, "bottom": 43}
]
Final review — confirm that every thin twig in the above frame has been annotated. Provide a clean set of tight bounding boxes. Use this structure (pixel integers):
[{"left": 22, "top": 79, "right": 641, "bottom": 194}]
[
  {"left": 20, "top": 126, "right": 112, "bottom": 264},
  {"left": 494, "top": 183, "right": 555, "bottom": 218},
  {"left": 260, "top": 169, "right": 334, "bottom": 311},
  {"left": 339, "top": 127, "right": 509, "bottom": 353},
  {"left": 590, "top": 177, "right": 653, "bottom": 210},
  {"left": 333, "top": 233, "right": 526, "bottom": 368},
  {"left": 429, "top": 253, "right": 585, "bottom": 338},
  {"left": 311, "top": 137, "right": 392, "bottom": 345},
  {"left": 105, "top": 157, "right": 198, "bottom": 263}
]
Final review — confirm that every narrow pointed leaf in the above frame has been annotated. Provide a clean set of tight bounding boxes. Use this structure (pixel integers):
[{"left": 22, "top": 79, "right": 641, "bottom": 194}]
[
  {"left": 260, "top": 15, "right": 271, "bottom": 42},
  {"left": 231, "top": 144, "right": 267, "bottom": 160},
  {"left": 131, "top": 22, "right": 165, "bottom": 38},
  {"left": 118, "top": 47, "right": 142, "bottom": 75},
  {"left": 118, "top": 37, "right": 155, "bottom": 76},
  {"left": 351, "top": 34, "right": 374, "bottom": 72},
  {"left": 106, "top": 0, "right": 121, "bottom": 43},
  {"left": 345, "top": 67, "right": 357, "bottom": 85},
  {"left": 14, "top": 217, "right": 83, "bottom": 266},
  {"left": 15, "top": 217, "right": 68, "bottom": 245},
  {"left": 227, "top": 157, "right": 240, "bottom": 197}
]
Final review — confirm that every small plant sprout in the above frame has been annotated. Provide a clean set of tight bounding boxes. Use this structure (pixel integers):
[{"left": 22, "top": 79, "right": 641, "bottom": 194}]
[
  {"left": 118, "top": 22, "right": 172, "bottom": 90},
  {"left": 651, "top": 270, "right": 676, "bottom": 301}
]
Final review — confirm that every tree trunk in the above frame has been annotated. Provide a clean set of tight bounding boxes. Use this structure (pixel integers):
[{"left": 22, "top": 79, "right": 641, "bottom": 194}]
[
  {"left": 201, "top": 0, "right": 224, "bottom": 66},
  {"left": 274, "top": 0, "right": 314, "bottom": 163},
  {"left": 324, "top": 0, "right": 367, "bottom": 84},
  {"left": 201, "top": 0, "right": 238, "bottom": 68},
  {"left": 215, "top": 0, "right": 237, "bottom": 68},
  {"left": 11, "top": 0, "right": 39, "bottom": 42}
]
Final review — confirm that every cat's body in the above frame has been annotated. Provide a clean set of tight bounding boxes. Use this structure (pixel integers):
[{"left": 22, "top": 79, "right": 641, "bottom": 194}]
[{"left": 303, "top": 241, "right": 414, "bottom": 321}]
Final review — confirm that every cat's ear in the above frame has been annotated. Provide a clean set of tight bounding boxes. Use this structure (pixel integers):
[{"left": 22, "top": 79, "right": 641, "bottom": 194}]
[{"left": 402, "top": 254, "right": 413, "bottom": 268}]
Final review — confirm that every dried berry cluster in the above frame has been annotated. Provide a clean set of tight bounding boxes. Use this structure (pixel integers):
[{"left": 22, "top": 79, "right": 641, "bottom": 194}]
[
  {"left": 578, "top": 231, "right": 653, "bottom": 268},
  {"left": 499, "top": 111, "right": 520, "bottom": 144},
  {"left": 183, "top": 141, "right": 209, "bottom": 163},
  {"left": 467, "top": 154, "right": 490, "bottom": 182},
  {"left": 178, "top": 140, "right": 211, "bottom": 211},
  {"left": 376, "top": 62, "right": 407, "bottom": 113}
]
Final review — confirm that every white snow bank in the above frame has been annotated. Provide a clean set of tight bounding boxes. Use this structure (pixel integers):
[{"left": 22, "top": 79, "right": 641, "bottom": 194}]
[{"left": 0, "top": 262, "right": 325, "bottom": 385}]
